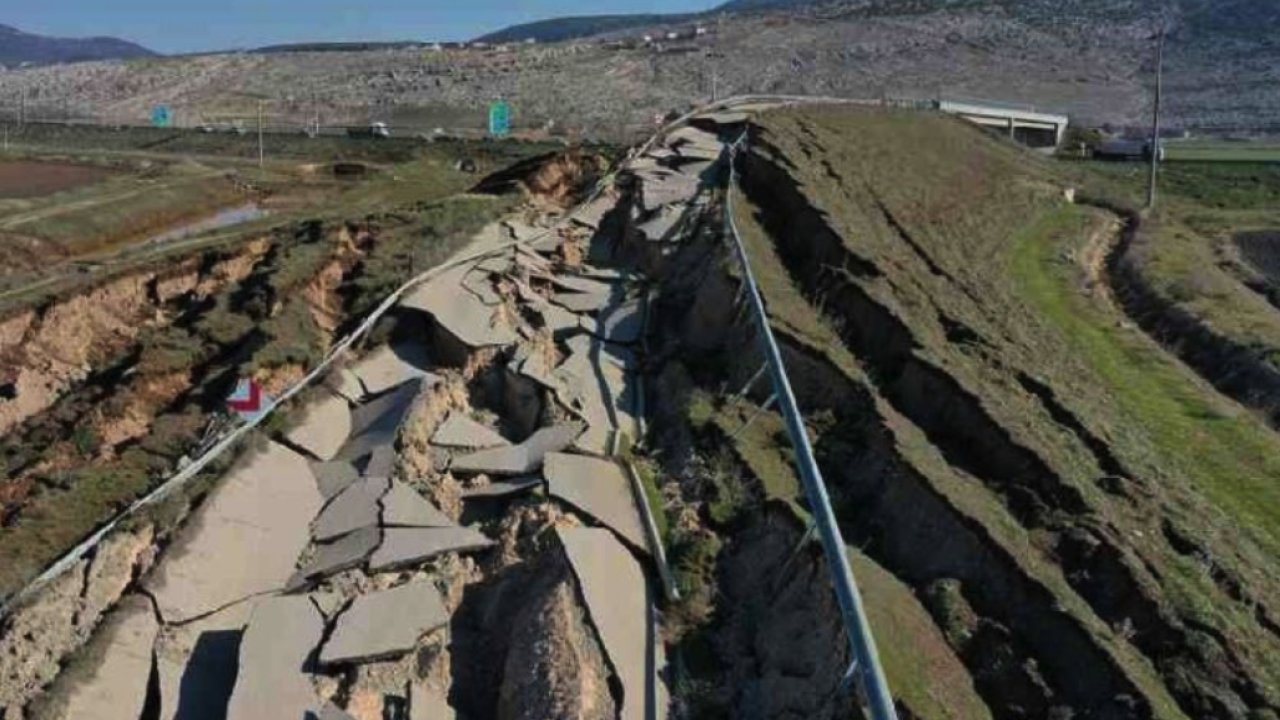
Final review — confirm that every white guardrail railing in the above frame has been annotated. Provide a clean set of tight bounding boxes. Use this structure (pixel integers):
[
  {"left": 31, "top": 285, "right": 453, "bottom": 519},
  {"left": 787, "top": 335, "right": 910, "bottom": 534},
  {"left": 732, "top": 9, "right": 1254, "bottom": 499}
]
[{"left": 723, "top": 130, "right": 899, "bottom": 720}]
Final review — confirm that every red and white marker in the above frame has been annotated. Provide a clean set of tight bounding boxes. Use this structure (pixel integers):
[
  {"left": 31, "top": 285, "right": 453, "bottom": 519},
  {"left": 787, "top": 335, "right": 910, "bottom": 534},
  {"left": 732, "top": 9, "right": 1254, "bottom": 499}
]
[{"left": 227, "top": 378, "right": 272, "bottom": 421}]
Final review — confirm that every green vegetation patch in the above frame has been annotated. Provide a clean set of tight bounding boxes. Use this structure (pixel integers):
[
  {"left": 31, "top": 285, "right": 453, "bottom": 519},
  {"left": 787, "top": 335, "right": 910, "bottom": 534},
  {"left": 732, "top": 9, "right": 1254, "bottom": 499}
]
[
  {"left": 849, "top": 547, "right": 994, "bottom": 720},
  {"left": 1011, "top": 204, "right": 1280, "bottom": 560}
]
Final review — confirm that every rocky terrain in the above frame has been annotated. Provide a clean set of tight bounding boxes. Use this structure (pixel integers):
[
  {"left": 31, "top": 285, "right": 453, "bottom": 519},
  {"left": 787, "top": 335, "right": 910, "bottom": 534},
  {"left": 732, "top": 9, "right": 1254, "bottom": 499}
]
[{"left": 1, "top": 0, "right": 1278, "bottom": 138}]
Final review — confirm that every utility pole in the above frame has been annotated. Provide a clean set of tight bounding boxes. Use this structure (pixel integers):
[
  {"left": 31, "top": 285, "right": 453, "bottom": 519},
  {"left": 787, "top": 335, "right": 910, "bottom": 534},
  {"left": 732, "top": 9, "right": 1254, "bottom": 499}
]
[
  {"left": 1146, "top": 24, "right": 1165, "bottom": 210},
  {"left": 257, "top": 100, "right": 265, "bottom": 170},
  {"left": 714, "top": 13, "right": 724, "bottom": 102},
  {"left": 18, "top": 88, "right": 26, "bottom": 128}
]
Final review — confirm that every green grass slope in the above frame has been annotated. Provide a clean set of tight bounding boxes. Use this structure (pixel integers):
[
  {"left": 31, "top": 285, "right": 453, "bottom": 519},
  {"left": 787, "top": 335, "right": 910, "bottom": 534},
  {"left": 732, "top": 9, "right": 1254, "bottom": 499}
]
[{"left": 735, "top": 105, "right": 1280, "bottom": 719}]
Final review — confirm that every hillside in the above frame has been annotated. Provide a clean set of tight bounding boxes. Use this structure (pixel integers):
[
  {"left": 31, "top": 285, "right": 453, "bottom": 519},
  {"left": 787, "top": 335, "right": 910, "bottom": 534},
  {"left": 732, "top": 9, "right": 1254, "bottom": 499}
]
[
  {"left": 0, "top": 24, "right": 153, "bottom": 67},
  {"left": 696, "top": 104, "right": 1280, "bottom": 718},
  {"left": 476, "top": 13, "right": 695, "bottom": 43},
  {"left": 0, "top": 0, "right": 1276, "bottom": 134}
]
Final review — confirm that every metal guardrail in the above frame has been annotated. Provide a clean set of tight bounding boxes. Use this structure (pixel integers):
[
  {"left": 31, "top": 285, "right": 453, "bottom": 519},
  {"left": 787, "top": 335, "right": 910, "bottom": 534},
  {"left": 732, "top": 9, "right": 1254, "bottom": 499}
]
[{"left": 722, "top": 131, "right": 899, "bottom": 720}]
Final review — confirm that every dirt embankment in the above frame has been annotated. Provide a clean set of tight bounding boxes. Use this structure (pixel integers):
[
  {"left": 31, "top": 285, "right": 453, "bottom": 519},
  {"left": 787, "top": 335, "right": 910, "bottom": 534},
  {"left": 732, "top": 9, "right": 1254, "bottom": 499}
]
[
  {"left": 636, "top": 189, "right": 992, "bottom": 720},
  {"left": 0, "top": 525, "right": 156, "bottom": 711},
  {"left": 729, "top": 139, "right": 1280, "bottom": 719},
  {"left": 1094, "top": 202, "right": 1280, "bottom": 427},
  {"left": 0, "top": 239, "right": 271, "bottom": 439},
  {"left": 0, "top": 222, "right": 382, "bottom": 714}
]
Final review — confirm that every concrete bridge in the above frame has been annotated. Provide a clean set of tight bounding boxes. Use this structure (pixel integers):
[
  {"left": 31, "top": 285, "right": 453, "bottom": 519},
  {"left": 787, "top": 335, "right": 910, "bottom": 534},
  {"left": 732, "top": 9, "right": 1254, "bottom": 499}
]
[{"left": 938, "top": 99, "right": 1069, "bottom": 150}]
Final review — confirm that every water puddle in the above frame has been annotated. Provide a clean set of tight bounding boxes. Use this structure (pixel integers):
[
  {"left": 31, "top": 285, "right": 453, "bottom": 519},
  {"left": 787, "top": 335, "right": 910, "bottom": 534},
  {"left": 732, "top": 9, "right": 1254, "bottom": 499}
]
[{"left": 145, "top": 203, "right": 268, "bottom": 246}]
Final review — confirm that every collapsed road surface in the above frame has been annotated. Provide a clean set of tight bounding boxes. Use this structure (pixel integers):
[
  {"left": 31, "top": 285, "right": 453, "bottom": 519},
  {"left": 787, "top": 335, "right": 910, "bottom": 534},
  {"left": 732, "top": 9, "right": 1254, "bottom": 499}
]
[{"left": 7, "top": 111, "right": 737, "bottom": 720}]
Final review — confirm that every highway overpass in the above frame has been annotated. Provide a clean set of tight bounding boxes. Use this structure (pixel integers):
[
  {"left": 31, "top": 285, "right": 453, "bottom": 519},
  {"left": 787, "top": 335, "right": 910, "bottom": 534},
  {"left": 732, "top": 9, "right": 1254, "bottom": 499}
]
[{"left": 938, "top": 99, "right": 1069, "bottom": 150}]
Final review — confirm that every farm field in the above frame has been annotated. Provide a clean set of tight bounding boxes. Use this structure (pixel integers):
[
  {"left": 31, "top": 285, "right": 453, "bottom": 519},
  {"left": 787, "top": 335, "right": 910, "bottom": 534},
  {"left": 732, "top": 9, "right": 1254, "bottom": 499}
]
[
  {"left": 1164, "top": 140, "right": 1280, "bottom": 163},
  {"left": 0, "top": 160, "right": 116, "bottom": 199}
]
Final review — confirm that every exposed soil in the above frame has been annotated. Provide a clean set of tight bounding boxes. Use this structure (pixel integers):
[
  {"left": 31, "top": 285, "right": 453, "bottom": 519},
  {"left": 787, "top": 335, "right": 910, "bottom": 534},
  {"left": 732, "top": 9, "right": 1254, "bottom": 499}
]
[
  {"left": 1106, "top": 205, "right": 1280, "bottom": 426},
  {"left": 712, "top": 111, "right": 1280, "bottom": 719},
  {"left": 1234, "top": 231, "right": 1280, "bottom": 286},
  {"left": 0, "top": 161, "right": 116, "bottom": 199}
]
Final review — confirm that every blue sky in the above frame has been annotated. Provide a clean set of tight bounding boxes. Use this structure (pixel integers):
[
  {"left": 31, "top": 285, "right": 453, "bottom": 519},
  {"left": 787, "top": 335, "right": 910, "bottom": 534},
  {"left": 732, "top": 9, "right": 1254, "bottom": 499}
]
[{"left": 6, "top": 0, "right": 712, "bottom": 54}]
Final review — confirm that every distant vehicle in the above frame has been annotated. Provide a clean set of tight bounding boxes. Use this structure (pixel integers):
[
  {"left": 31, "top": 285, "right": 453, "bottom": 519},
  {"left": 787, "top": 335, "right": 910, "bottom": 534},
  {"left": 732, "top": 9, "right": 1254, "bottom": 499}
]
[
  {"left": 347, "top": 122, "right": 391, "bottom": 139},
  {"left": 1094, "top": 138, "right": 1164, "bottom": 162}
]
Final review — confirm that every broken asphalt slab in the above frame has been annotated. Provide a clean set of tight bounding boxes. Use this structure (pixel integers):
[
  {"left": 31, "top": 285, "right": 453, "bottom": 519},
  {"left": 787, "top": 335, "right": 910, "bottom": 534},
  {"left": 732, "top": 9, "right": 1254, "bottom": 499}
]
[
  {"left": 55, "top": 595, "right": 159, "bottom": 720},
  {"left": 381, "top": 480, "right": 455, "bottom": 528},
  {"left": 430, "top": 411, "right": 510, "bottom": 450},
  {"left": 545, "top": 453, "right": 649, "bottom": 553},
  {"left": 554, "top": 337, "right": 637, "bottom": 455},
  {"left": 450, "top": 422, "right": 584, "bottom": 476},
  {"left": 368, "top": 527, "right": 495, "bottom": 573},
  {"left": 400, "top": 263, "right": 520, "bottom": 349},
  {"left": 146, "top": 441, "right": 323, "bottom": 623},
  {"left": 550, "top": 289, "right": 618, "bottom": 314},
  {"left": 570, "top": 196, "right": 615, "bottom": 230},
  {"left": 226, "top": 595, "right": 326, "bottom": 720},
  {"left": 360, "top": 444, "right": 397, "bottom": 477},
  {"left": 635, "top": 169, "right": 701, "bottom": 211},
  {"left": 636, "top": 205, "right": 688, "bottom": 243},
  {"left": 313, "top": 476, "right": 390, "bottom": 542},
  {"left": 319, "top": 582, "right": 449, "bottom": 665},
  {"left": 153, "top": 601, "right": 254, "bottom": 720},
  {"left": 285, "top": 391, "right": 352, "bottom": 462},
  {"left": 337, "top": 380, "right": 421, "bottom": 463},
  {"left": 665, "top": 126, "right": 724, "bottom": 160},
  {"left": 325, "top": 366, "right": 366, "bottom": 404},
  {"left": 350, "top": 341, "right": 438, "bottom": 397},
  {"left": 288, "top": 525, "right": 382, "bottom": 589},
  {"left": 548, "top": 273, "right": 617, "bottom": 296},
  {"left": 597, "top": 297, "right": 645, "bottom": 345},
  {"left": 310, "top": 460, "right": 360, "bottom": 500},
  {"left": 558, "top": 527, "right": 653, "bottom": 720}
]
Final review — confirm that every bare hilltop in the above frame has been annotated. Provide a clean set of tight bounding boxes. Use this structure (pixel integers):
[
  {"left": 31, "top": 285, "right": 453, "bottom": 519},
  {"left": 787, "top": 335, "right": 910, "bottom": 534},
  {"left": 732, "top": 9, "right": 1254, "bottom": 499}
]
[{"left": 0, "top": 0, "right": 1277, "bottom": 137}]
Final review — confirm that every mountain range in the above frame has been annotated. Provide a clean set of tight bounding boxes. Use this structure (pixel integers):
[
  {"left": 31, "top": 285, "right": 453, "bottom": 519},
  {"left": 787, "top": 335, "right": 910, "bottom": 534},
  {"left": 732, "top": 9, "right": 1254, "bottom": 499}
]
[
  {"left": 0, "top": 24, "right": 153, "bottom": 67},
  {"left": 476, "top": 0, "right": 794, "bottom": 42},
  {"left": 479, "top": 0, "right": 1280, "bottom": 44}
]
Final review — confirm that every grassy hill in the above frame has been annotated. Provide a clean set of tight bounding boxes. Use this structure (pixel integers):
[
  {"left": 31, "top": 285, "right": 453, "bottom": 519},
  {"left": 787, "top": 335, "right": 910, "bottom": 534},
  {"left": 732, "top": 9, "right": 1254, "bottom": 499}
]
[{"left": 711, "top": 105, "right": 1280, "bottom": 718}]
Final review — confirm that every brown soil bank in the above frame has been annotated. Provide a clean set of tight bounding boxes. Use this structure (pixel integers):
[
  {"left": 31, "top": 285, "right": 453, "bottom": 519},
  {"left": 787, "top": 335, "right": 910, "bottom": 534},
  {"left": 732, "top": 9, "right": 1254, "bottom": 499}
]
[
  {"left": 0, "top": 239, "right": 269, "bottom": 438},
  {"left": 711, "top": 106, "right": 1280, "bottom": 719},
  {"left": 1235, "top": 231, "right": 1280, "bottom": 286},
  {"left": 1103, "top": 208, "right": 1280, "bottom": 427},
  {"left": 0, "top": 161, "right": 115, "bottom": 199},
  {"left": 0, "top": 192, "right": 511, "bottom": 604}
]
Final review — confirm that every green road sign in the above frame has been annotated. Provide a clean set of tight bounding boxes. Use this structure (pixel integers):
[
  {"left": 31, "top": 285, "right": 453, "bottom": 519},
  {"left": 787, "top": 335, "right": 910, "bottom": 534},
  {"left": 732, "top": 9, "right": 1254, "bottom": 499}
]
[
  {"left": 489, "top": 101, "right": 511, "bottom": 137},
  {"left": 151, "top": 105, "right": 172, "bottom": 128}
]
